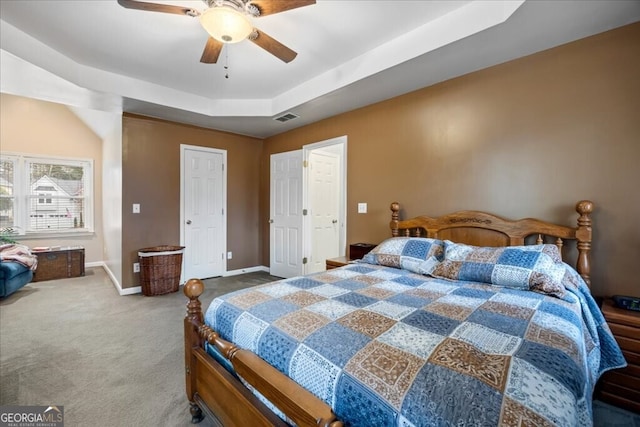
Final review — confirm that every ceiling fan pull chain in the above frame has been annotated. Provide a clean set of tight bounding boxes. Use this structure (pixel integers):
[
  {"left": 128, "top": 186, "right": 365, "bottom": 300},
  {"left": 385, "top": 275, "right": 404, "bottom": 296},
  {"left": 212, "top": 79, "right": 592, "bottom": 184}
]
[{"left": 224, "top": 48, "right": 229, "bottom": 79}]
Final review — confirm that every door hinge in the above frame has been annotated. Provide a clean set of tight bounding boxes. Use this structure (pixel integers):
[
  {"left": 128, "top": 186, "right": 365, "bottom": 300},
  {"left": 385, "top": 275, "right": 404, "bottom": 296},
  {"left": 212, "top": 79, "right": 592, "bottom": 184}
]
[
  {"left": 302, "top": 257, "right": 308, "bottom": 264},
  {"left": 303, "top": 160, "right": 308, "bottom": 168}
]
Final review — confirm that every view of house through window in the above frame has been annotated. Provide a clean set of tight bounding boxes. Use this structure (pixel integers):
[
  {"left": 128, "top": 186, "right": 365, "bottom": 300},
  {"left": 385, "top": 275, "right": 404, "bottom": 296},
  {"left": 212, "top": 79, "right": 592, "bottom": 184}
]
[
  {"left": 0, "top": 155, "right": 93, "bottom": 235},
  {"left": 0, "top": 159, "right": 14, "bottom": 229}
]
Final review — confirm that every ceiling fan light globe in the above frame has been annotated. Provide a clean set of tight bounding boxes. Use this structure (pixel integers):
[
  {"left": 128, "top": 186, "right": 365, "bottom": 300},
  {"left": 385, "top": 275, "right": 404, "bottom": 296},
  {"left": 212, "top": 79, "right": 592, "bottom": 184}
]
[{"left": 200, "top": 7, "right": 253, "bottom": 44}]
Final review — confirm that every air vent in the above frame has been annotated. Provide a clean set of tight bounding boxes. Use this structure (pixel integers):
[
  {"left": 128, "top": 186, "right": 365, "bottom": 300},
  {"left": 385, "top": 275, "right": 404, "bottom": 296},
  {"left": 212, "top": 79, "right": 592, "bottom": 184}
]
[{"left": 273, "top": 112, "right": 299, "bottom": 123}]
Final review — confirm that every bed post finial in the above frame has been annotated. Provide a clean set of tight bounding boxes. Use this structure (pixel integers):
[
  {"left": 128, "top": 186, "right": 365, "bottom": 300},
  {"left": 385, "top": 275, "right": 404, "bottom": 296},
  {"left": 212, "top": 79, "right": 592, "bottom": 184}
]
[
  {"left": 390, "top": 202, "right": 400, "bottom": 237},
  {"left": 575, "top": 200, "right": 594, "bottom": 287},
  {"left": 184, "top": 278, "right": 205, "bottom": 323}
]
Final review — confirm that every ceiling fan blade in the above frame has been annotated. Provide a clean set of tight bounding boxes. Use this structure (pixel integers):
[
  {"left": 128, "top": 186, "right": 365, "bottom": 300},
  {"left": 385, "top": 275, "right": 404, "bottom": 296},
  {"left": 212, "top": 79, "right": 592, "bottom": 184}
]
[
  {"left": 117, "top": 0, "right": 199, "bottom": 16},
  {"left": 200, "top": 37, "right": 223, "bottom": 64},
  {"left": 250, "top": 29, "right": 297, "bottom": 63},
  {"left": 250, "top": 0, "right": 315, "bottom": 17}
]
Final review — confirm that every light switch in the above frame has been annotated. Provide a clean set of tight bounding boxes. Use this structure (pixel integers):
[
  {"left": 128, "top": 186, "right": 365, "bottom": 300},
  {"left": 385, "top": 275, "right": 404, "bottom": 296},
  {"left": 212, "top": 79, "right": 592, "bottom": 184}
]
[
  {"left": 358, "top": 203, "right": 367, "bottom": 214},
  {"left": 133, "top": 203, "right": 140, "bottom": 214}
]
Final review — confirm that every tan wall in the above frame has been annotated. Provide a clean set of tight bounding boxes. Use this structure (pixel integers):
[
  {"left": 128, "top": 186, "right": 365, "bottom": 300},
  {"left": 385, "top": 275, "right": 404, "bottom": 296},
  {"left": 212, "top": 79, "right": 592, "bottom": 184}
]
[
  {"left": 0, "top": 93, "right": 104, "bottom": 263},
  {"left": 121, "top": 115, "right": 263, "bottom": 288},
  {"left": 262, "top": 23, "right": 640, "bottom": 298}
]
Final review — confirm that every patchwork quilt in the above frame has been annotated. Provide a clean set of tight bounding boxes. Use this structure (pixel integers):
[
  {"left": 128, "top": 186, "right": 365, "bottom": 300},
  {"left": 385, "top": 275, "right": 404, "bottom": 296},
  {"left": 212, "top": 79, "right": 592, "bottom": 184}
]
[{"left": 204, "top": 262, "right": 625, "bottom": 426}]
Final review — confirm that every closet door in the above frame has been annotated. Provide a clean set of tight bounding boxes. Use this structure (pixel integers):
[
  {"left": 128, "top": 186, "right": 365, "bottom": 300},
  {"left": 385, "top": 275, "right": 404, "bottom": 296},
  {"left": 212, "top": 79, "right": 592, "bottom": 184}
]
[
  {"left": 182, "top": 145, "right": 226, "bottom": 280},
  {"left": 270, "top": 150, "right": 303, "bottom": 278}
]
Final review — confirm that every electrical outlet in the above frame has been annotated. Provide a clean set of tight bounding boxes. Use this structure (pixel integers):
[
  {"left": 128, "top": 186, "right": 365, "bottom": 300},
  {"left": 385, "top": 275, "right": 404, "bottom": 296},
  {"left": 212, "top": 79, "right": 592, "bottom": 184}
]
[
  {"left": 358, "top": 203, "right": 367, "bottom": 213},
  {"left": 133, "top": 262, "right": 140, "bottom": 273},
  {"left": 227, "top": 251, "right": 233, "bottom": 260},
  {"left": 133, "top": 203, "right": 140, "bottom": 214}
]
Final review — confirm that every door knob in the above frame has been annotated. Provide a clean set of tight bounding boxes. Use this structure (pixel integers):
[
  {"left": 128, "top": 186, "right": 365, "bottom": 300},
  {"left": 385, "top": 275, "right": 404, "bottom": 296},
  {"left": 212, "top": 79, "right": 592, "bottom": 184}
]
[
  {"left": 186, "top": 220, "right": 192, "bottom": 225},
  {"left": 332, "top": 219, "right": 338, "bottom": 224},
  {"left": 269, "top": 219, "right": 274, "bottom": 224}
]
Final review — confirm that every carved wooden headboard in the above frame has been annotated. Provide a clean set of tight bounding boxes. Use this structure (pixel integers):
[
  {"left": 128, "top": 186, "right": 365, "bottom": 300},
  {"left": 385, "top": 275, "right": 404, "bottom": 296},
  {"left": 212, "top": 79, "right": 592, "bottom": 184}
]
[{"left": 389, "top": 201, "right": 594, "bottom": 286}]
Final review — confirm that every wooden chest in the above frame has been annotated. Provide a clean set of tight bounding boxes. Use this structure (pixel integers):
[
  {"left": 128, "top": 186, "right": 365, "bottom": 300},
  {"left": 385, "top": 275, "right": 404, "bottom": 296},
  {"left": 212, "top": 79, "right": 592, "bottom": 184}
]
[
  {"left": 32, "top": 246, "right": 85, "bottom": 282},
  {"left": 597, "top": 299, "right": 640, "bottom": 413}
]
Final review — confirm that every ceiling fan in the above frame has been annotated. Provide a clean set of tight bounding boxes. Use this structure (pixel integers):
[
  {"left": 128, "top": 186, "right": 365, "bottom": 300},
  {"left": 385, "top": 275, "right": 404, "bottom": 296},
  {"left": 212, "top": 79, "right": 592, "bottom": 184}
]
[{"left": 117, "top": 0, "right": 315, "bottom": 64}]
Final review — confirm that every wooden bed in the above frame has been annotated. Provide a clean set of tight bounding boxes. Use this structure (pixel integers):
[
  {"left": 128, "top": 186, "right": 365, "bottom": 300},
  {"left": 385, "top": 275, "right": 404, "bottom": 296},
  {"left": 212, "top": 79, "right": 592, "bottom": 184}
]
[{"left": 183, "top": 200, "right": 596, "bottom": 427}]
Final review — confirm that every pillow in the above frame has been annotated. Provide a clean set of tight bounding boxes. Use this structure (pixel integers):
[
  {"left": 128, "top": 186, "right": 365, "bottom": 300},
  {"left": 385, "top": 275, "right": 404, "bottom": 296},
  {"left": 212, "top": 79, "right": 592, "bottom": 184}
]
[
  {"left": 429, "top": 241, "right": 566, "bottom": 298},
  {"left": 360, "top": 237, "right": 444, "bottom": 274}
]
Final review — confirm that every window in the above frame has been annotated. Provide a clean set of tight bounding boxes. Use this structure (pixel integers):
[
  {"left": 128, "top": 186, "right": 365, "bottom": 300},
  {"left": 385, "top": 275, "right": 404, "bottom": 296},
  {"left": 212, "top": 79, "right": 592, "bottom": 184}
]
[{"left": 0, "top": 154, "right": 93, "bottom": 237}]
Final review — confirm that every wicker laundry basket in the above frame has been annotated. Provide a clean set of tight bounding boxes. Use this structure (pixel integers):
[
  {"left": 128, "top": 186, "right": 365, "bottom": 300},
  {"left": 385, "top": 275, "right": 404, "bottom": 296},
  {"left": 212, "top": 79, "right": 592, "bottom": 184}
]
[{"left": 138, "top": 245, "right": 185, "bottom": 296}]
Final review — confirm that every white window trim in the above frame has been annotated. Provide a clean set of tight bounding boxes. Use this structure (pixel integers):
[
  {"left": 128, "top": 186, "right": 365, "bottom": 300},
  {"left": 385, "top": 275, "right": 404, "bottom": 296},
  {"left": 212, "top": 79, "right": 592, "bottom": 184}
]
[{"left": 1, "top": 152, "right": 94, "bottom": 239}]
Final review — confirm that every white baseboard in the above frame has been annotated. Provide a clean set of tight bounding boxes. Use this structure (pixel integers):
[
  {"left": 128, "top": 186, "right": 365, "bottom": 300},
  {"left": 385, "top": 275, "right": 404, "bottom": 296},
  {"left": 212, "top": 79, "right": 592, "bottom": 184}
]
[
  {"left": 118, "top": 285, "right": 142, "bottom": 295},
  {"left": 223, "top": 265, "right": 269, "bottom": 277},
  {"left": 91, "top": 262, "right": 142, "bottom": 296},
  {"left": 85, "top": 261, "right": 103, "bottom": 269},
  {"left": 89, "top": 262, "right": 269, "bottom": 295}
]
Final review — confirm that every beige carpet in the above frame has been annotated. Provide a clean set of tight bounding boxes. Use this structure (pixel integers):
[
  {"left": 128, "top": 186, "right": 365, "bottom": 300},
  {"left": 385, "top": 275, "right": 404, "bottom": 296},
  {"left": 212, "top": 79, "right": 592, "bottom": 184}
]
[
  {"left": 1, "top": 267, "right": 638, "bottom": 426},
  {"left": 0, "top": 267, "right": 277, "bottom": 426}
]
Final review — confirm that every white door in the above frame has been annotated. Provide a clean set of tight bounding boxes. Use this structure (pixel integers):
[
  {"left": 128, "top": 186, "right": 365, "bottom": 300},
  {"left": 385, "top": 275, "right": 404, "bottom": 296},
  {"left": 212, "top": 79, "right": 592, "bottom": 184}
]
[
  {"left": 182, "top": 146, "right": 226, "bottom": 280},
  {"left": 307, "top": 150, "right": 341, "bottom": 273},
  {"left": 270, "top": 151, "right": 303, "bottom": 278}
]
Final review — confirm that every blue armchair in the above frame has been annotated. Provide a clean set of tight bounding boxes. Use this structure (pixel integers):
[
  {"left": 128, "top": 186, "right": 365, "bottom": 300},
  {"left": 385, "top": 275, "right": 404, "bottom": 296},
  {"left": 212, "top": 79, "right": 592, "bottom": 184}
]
[{"left": 0, "top": 261, "right": 33, "bottom": 298}]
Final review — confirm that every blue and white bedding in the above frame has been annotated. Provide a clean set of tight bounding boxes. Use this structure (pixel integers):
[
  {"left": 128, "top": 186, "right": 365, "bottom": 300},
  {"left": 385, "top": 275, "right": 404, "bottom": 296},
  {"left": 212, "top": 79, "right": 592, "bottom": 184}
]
[{"left": 204, "top": 238, "right": 626, "bottom": 426}]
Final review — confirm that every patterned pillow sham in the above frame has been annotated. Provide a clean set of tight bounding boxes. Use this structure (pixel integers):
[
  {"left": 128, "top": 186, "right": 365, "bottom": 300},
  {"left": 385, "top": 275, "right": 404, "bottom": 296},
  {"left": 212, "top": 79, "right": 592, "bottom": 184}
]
[
  {"left": 360, "top": 237, "right": 444, "bottom": 274},
  {"left": 429, "top": 241, "right": 567, "bottom": 298}
]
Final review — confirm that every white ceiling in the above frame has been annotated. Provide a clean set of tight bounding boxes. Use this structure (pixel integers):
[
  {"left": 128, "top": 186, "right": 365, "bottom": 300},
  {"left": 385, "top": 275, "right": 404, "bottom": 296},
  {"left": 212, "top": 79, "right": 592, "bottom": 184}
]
[{"left": 1, "top": 0, "right": 639, "bottom": 138}]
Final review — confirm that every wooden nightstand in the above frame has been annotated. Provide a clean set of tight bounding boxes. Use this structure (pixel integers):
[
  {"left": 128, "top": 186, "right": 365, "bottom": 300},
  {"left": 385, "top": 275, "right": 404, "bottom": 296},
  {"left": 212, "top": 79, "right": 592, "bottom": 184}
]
[
  {"left": 326, "top": 256, "right": 349, "bottom": 270},
  {"left": 597, "top": 299, "right": 640, "bottom": 413}
]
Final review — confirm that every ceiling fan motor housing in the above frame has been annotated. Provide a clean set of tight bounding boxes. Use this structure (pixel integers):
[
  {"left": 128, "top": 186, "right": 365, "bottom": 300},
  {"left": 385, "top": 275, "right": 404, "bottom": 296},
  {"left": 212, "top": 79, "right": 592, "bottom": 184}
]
[{"left": 206, "top": 0, "right": 260, "bottom": 17}]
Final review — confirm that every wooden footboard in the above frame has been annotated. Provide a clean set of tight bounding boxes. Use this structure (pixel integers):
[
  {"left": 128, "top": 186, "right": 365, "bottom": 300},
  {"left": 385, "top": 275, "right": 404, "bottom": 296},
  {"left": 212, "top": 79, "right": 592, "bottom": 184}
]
[{"left": 184, "top": 278, "right": 344, "bottom": 427}]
